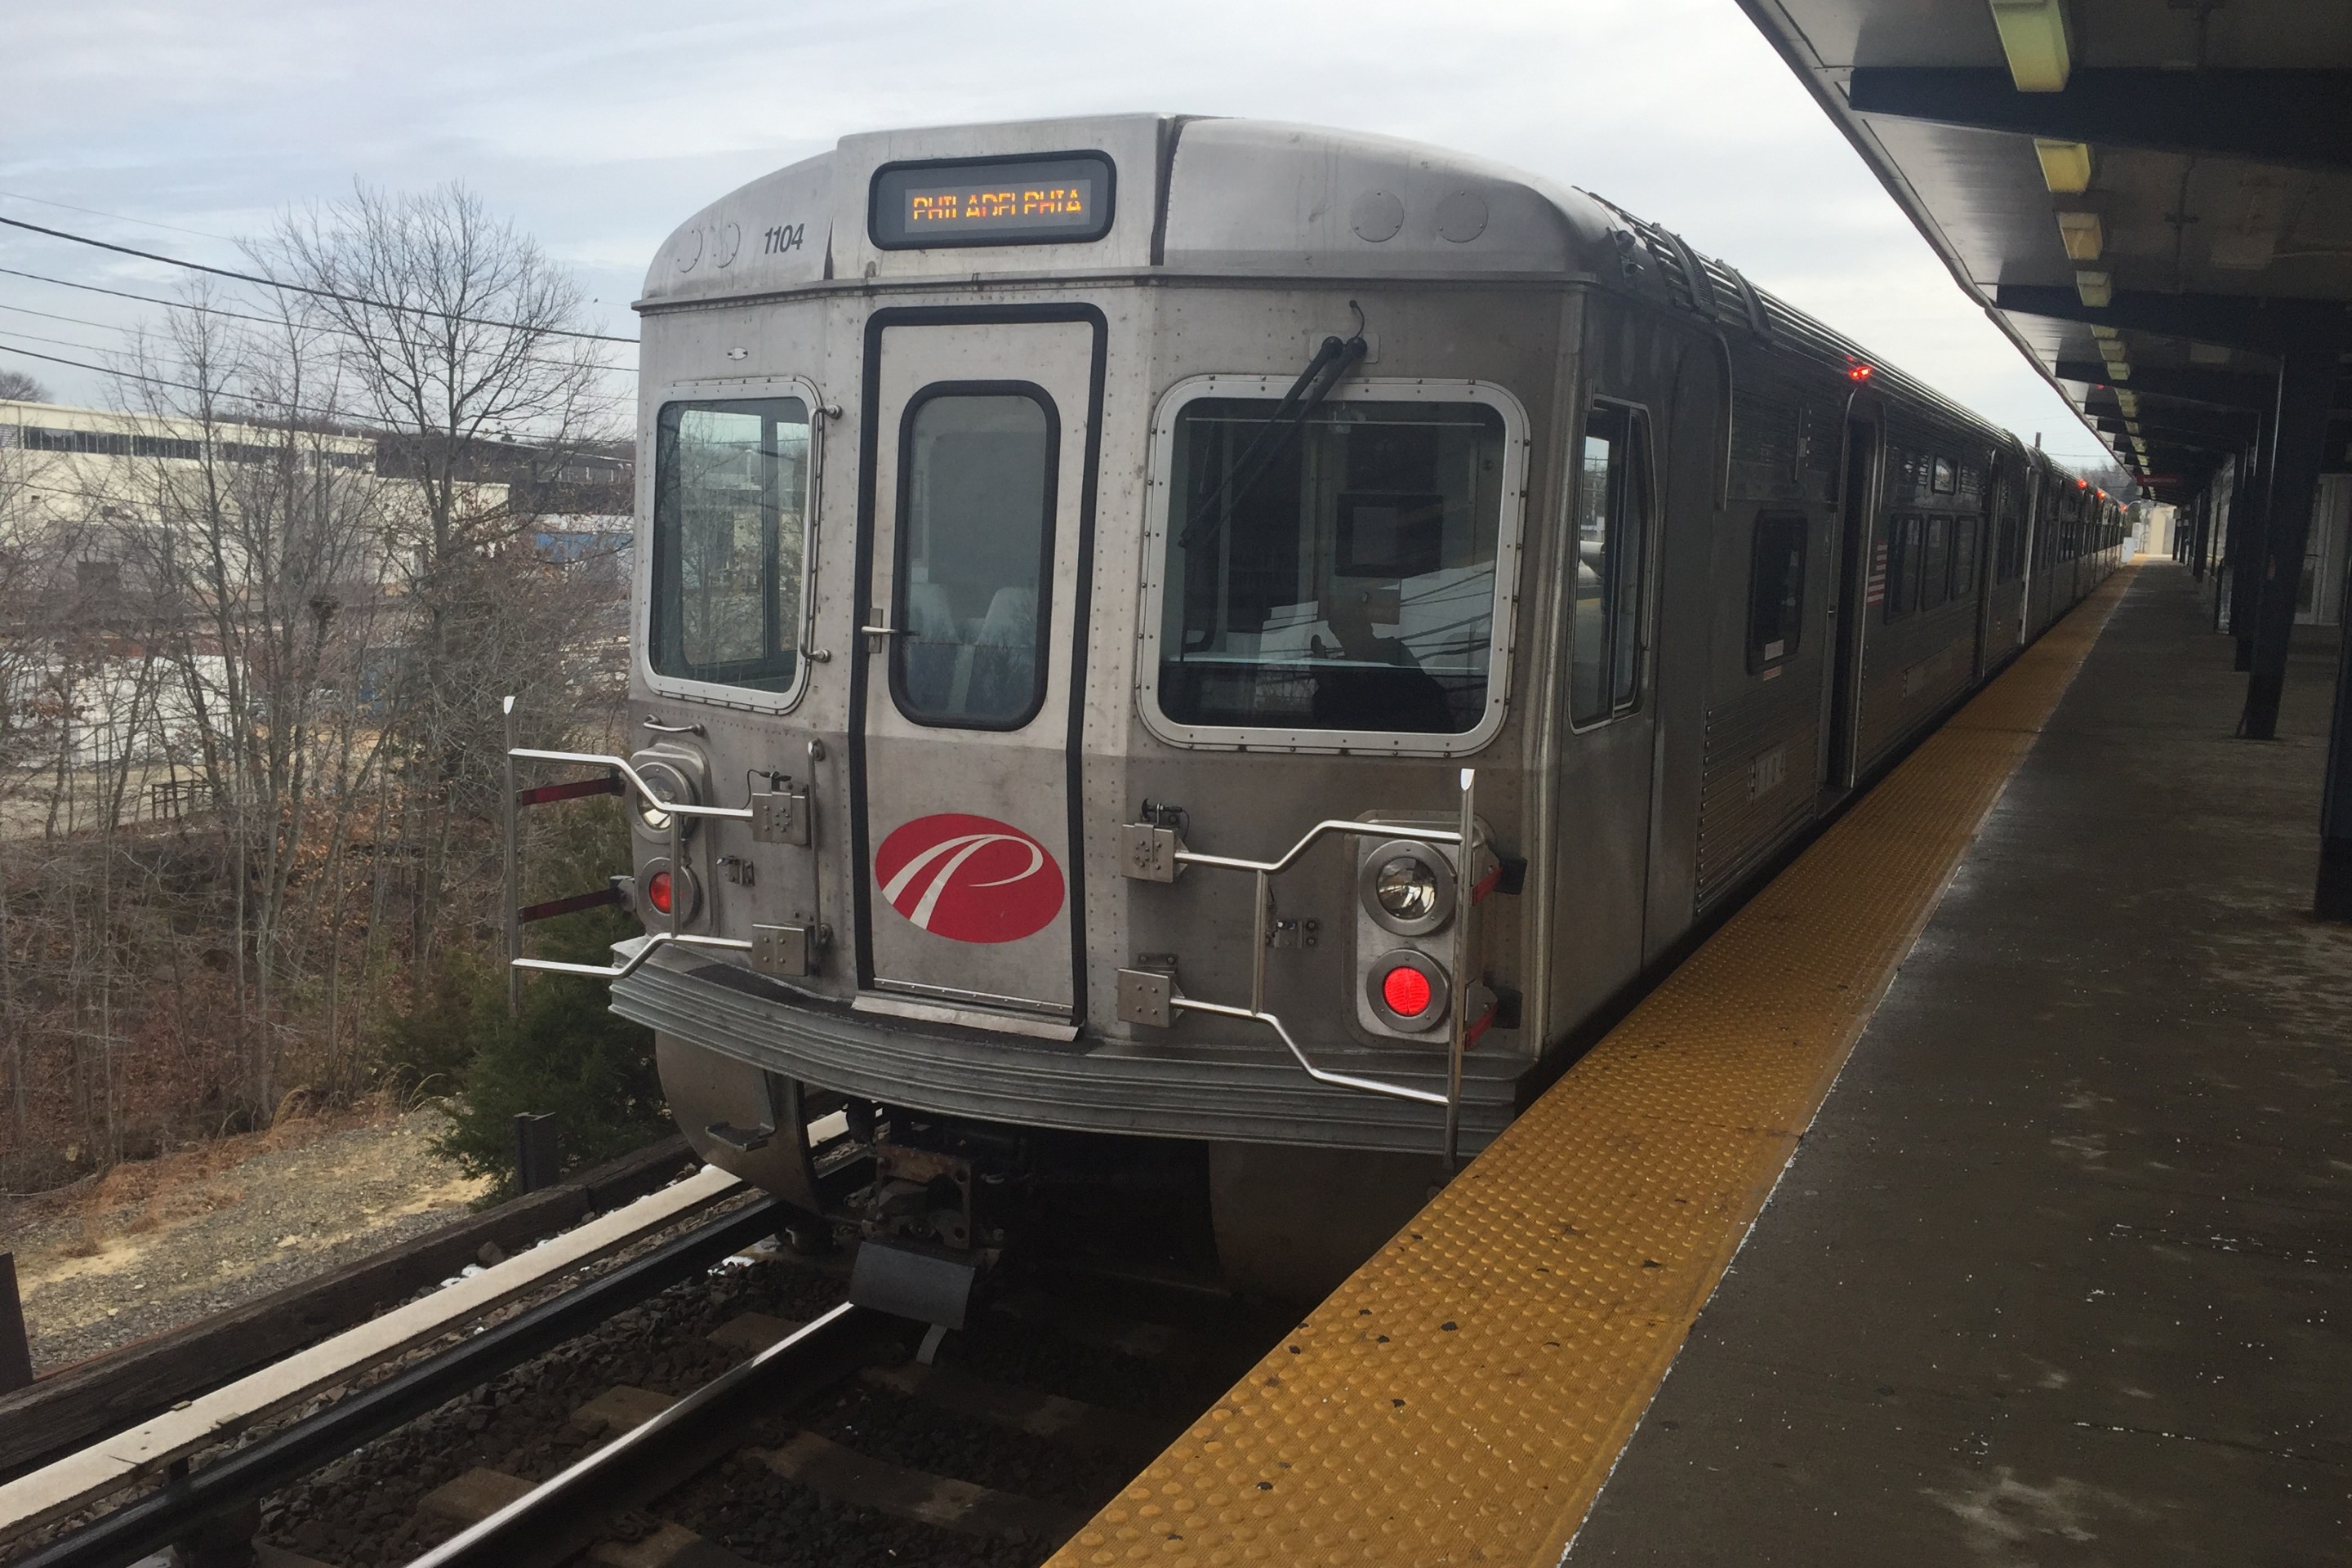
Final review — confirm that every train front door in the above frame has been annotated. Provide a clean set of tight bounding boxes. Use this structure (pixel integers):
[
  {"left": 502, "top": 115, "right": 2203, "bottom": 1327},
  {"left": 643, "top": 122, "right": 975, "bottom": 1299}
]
[{"left": 849, "top": 309, "right": 1102, "bottom": 1024}]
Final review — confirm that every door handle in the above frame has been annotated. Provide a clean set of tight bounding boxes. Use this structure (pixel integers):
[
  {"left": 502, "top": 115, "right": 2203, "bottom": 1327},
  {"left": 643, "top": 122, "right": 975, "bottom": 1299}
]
[
  {"left": 641, "top": 717, "right": 706, "bottom": 735},
  {"left": 858, "top": 624, "right": 911, "bottom": 636}
]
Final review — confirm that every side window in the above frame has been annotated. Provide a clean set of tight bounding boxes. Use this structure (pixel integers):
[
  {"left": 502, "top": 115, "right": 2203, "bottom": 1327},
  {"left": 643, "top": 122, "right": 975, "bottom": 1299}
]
[
  {"left": 1746, "top": 511, "right": 1807, "bottom": 672},
  {"left": 1953, "top": 515, "right": 1980, "bottom": 599},
  {"left": 1885, "top": 513, "right": 1918, "bottom": 620},
  {"left": 650, "top": 397, "right": 811, "bottom": 695},
  {"left": 1568, "top": 403, "right": 1651, "bottom": 726},
  {"left": 892, "top": 388, "right": 1057, "bottom": 729},
  {"left": 1920, "top": 514, "right": 1950, "bottom": 608}
]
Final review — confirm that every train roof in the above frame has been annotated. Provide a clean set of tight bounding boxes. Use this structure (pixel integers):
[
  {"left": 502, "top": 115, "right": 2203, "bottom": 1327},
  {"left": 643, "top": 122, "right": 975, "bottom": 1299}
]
[{"left": 639, "top": 113, "right": 2015, "bottom": 449}]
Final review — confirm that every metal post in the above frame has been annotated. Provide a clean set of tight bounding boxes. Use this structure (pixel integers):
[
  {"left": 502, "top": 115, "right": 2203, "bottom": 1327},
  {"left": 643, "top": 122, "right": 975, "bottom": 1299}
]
[
  {"left": 1249, "top": 869, "right": 1269, "bottom": 1017},
  {"left": 501, "top": 696, "right": 521, "bottom": 1018},
  {"left": 669, "top": 790, "right": 684, "bottom": 943},
  {"left": 0, "top": 1251, "right": 33, "bottom": 1394},
  {"left": 2238, "top": 345, "right": 2340, "bottom": 741},
  {"left": 1444, "top": 768, "right": 1476, "bottom": 1173},
  {"left": 2231, "top": 415, "right": 2272, "bottom": 667},
  {"left": 514, "top": 1113, "right": 560, "bottom": 1195}
]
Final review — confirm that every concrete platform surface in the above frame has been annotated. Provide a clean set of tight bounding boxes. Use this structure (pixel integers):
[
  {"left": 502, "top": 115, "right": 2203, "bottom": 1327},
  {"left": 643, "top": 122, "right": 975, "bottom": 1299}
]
[{"left": 1569, "top": 564, "right": 2350, "bottom": 1564}]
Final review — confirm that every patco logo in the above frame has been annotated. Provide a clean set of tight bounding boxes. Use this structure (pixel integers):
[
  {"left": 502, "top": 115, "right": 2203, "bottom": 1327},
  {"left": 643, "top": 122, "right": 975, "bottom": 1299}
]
[{"left": 873, "top": 813, "right": 1065, "bottom": 944}]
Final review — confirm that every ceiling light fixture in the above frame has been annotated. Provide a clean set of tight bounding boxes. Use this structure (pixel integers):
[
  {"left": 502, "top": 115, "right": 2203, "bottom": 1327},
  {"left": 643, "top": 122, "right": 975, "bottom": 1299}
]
[
  {"left": 1989, "top": 0, "right": 2073, "bottom": 91},
  {"left": 2075, "top": 269, "right": 2113, "bottom": 307},
  {"left": 2056, "top": 211, "right": 2105, "bottom": 261},
  {"left": 2034, "top": 138, "right": 2093, "bottom": 193}
]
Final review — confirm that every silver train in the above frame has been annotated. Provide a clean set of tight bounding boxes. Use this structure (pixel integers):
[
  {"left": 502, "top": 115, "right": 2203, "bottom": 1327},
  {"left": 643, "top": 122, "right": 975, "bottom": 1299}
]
[{"left": 510, "top": 115, "right": 2123, "bottom": 1301}]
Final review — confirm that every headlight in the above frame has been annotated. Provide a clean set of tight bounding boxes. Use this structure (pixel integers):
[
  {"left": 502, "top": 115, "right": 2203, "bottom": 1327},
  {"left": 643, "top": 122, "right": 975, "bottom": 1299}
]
[
  {"left": 1374, "top": 855, "right": 1441, "bottom": 922},
  {"left": 633, "top": 760, "right": 694, "bottom": 837},
  {"left": 1358, "top": 840, "right": 1456, "bottom": 935}
]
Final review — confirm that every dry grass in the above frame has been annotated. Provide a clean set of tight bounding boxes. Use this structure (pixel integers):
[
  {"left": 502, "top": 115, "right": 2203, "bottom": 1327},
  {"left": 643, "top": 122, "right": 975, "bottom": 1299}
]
[{"left": 2, "top": 1089, "right": 406, "bottom": 1263}]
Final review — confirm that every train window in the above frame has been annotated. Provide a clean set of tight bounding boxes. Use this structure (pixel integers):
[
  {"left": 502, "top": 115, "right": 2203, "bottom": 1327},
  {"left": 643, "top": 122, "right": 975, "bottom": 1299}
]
[
  {"left": 649, "top": 396, "right": 811, "bottom": 696},
  {"left": 890, "top": 388, "right": 1057, "bottom": 729},
  {"left": 1952, "top": 516, "right": 1980, "bottom": 599},
  {"left": 1745, "top": 512, "right": 1807, "bottom": 672},
  {"left": 1931, "top": 455, "right": 1956, "bottom": 494},
  {"left": 1569, "top": 402, "right": 1651, "bottom": 726},
  {"left": 1159, "top": 397, "right": 1506, "bottom": 735},
  {"left": 1920, "top": 514, "right": 1950, "bottom": 608}
]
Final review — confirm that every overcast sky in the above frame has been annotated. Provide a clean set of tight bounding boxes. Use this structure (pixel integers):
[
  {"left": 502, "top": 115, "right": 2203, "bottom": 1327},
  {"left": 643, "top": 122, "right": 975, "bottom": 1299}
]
[{"left": 0, "top": 0, "right": 2112, "bottom": 466}]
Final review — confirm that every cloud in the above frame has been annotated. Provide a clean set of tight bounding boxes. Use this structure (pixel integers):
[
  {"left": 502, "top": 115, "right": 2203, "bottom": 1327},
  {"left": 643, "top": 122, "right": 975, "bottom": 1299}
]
[{"left": 0, "top": 0, "right": 2100, "bottom": 456}]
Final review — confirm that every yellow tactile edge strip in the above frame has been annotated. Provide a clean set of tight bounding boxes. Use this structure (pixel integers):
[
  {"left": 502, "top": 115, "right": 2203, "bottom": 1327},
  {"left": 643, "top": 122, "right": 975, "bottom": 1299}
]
[{"left": 1051, "top": 567, "right": 2139, "bottom": 1568}]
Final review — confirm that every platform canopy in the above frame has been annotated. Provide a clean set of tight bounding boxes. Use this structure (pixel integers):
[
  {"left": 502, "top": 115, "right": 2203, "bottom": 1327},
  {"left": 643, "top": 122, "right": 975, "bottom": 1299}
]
[
  {"left": 1737, "top": 0, "right": 2352, "bottom": 505},
  {"left": 1740, "top": 0, "right": 2352, "bottom": 916}
]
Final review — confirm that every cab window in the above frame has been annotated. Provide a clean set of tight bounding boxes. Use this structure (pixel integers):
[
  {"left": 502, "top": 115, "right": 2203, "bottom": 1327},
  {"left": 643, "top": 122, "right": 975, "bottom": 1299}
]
[
  {"left": 1159, "top": 398, "right": 1506, "bottom": 735},
  {"left": 649, "top": 397, "right": 810, "bottom": 694}
]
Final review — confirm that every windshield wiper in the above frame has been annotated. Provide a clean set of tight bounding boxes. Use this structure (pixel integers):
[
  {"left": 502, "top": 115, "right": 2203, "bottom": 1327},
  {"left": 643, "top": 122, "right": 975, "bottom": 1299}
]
[{"left": 1178, "top": 311, "right": 1369, "bottom": 553}]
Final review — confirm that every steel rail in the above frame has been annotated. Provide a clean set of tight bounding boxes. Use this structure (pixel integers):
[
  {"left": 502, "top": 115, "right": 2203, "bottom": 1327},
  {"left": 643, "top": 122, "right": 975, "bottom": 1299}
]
[
  {"left": 406, "top": 1302, "right": 884, "bottom": 1568},
  {"left": 7, "top": 1199, "right": 786, "bottom": 1568}
]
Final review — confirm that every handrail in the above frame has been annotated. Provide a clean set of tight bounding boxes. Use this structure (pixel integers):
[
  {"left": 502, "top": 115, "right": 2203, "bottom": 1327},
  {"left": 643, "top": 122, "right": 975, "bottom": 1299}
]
[
  {"left": 506, "top": 745, "right": 755, "bottom": 822},
  {"left": 512, "top": 929, "right": 753, "bottom": 982},
  {"left": 1153, "top": 770, "right": 1484, "bottom": 1167},
  {"left": 502, "top": 714, "right": 758, "bottom": 999}
]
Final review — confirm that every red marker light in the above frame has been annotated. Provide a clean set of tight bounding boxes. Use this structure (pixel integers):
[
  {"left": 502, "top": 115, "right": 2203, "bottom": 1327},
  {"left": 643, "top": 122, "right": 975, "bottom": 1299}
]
[
  {"left": 1848, "top": 363, "right": 1873, "bottom": 382},
  {"left": 646, "top": 870, "right": 674, "bottom": 915},
  {"left": 2077, "top": 478, "right": 2089, "bottom": 489},
  {"left": 1382, "top": 965, "right": 1434, "bottom": 1018}
]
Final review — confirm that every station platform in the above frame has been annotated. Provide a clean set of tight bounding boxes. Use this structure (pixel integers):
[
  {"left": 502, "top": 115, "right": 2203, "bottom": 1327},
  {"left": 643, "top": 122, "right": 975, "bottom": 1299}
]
[{"left": 1052, "top": 562, "right": 2350, "bottom": 1566}]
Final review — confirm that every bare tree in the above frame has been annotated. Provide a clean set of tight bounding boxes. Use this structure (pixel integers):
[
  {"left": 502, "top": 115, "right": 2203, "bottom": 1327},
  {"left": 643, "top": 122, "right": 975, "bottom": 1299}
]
[
  {"left": 0, "top": 185, "right": 633, "bottom": 1189},
  {"left": 269, "top": 183, "right": 623, "bottom": 973},
  {"left": 0, "top": 368, "right": 49, "bottom": 403}
]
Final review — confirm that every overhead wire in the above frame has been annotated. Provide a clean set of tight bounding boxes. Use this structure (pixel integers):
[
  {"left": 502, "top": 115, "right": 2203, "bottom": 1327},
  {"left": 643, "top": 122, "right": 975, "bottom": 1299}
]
[
  {"left": 0, "top": 341, "right": 625, "bottom": 438},
  {"left": 0, "top": 189, "right": 242, "bottom": 244},
  {"left": 0, "top": 276, "right": 636, "bottom": 375},
  {"left": 0, "top": 340, "right": 368, "bottom": 421},
  {"left": 0, "top": 212, "right": 639, "bottom": 346}
]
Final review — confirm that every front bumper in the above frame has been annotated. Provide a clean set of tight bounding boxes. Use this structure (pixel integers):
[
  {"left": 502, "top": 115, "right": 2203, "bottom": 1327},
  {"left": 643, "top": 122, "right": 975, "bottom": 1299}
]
[{"left": 611, "top": 951, "right": 1522, "bottom": 1156}]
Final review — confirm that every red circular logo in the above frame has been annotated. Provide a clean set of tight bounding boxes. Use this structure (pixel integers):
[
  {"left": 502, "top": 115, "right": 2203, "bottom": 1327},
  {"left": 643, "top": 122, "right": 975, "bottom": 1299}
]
[{"left": 874, "top": 813, "right": 1065, "bottom": 944}]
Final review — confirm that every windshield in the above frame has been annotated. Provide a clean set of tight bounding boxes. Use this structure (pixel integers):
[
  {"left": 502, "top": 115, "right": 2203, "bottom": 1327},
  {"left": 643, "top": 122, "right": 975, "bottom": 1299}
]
[
  {"left": 648, "top": 397, "right": 809, "bottom": 694},
  {"left": 1158, "top": 397, "right": 1506, "bottom": 735}
]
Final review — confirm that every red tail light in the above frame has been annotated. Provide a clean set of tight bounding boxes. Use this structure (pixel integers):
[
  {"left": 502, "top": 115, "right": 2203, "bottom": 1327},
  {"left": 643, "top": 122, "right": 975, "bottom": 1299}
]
[
  {"left": 645, "top": 869, "right": 675, "bottom": 915},
  {"left": 1381, "top": 964, "right": 1434, "bottom": 1018}
]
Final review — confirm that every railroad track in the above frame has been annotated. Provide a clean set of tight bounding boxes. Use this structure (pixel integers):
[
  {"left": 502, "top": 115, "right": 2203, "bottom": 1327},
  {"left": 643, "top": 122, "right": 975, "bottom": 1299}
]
[{"left": 0, "top": 1169, "right": 1281, "bottom": 1568}]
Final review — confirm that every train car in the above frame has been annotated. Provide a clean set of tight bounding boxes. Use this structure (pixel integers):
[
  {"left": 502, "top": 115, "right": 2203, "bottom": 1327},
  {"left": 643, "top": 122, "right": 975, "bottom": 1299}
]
[{"left": 506, "top": 115, "right": 2115, "bottom": 1304}]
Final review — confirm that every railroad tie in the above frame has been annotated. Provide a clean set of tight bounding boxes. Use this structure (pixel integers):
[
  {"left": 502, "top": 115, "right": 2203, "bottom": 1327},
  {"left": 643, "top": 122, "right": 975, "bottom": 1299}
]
[
  {"left": 706, "top": 1312, "right": 807, "bottom": 1356},
  {"left": 755, "top": 1429, "right": 1085, "bottom": 1543},
  {"left": 572, "top": 1383, "right": 680, "bottom": 1437},
  {"left": 417, "top": 1465, "right": 756, "bottom": 1568},
  {"left": 861, "top": 1362, "right": 1175, "bottom": 1454}
]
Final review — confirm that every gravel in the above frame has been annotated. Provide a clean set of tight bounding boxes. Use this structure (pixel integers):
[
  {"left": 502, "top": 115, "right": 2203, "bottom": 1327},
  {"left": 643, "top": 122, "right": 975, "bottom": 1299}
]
[
  {"left": 2, "top": 1107, "right": 486, "bottom": 1372},
  {"left": 252, "top": 1252, "right": 1286, "bottom": 1568}
]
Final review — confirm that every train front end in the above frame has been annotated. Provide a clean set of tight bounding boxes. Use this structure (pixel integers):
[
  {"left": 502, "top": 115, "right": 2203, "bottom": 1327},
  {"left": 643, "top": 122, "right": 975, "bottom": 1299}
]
[{"left": 523, "top": 114, "right": 1614, "bottom": 1298}]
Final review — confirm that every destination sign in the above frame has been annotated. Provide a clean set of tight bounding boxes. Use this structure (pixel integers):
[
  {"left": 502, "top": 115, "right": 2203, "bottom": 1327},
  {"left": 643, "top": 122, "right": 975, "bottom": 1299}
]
[{"left": 871, "top": 154, "right": 1115, "bottom": 248}]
